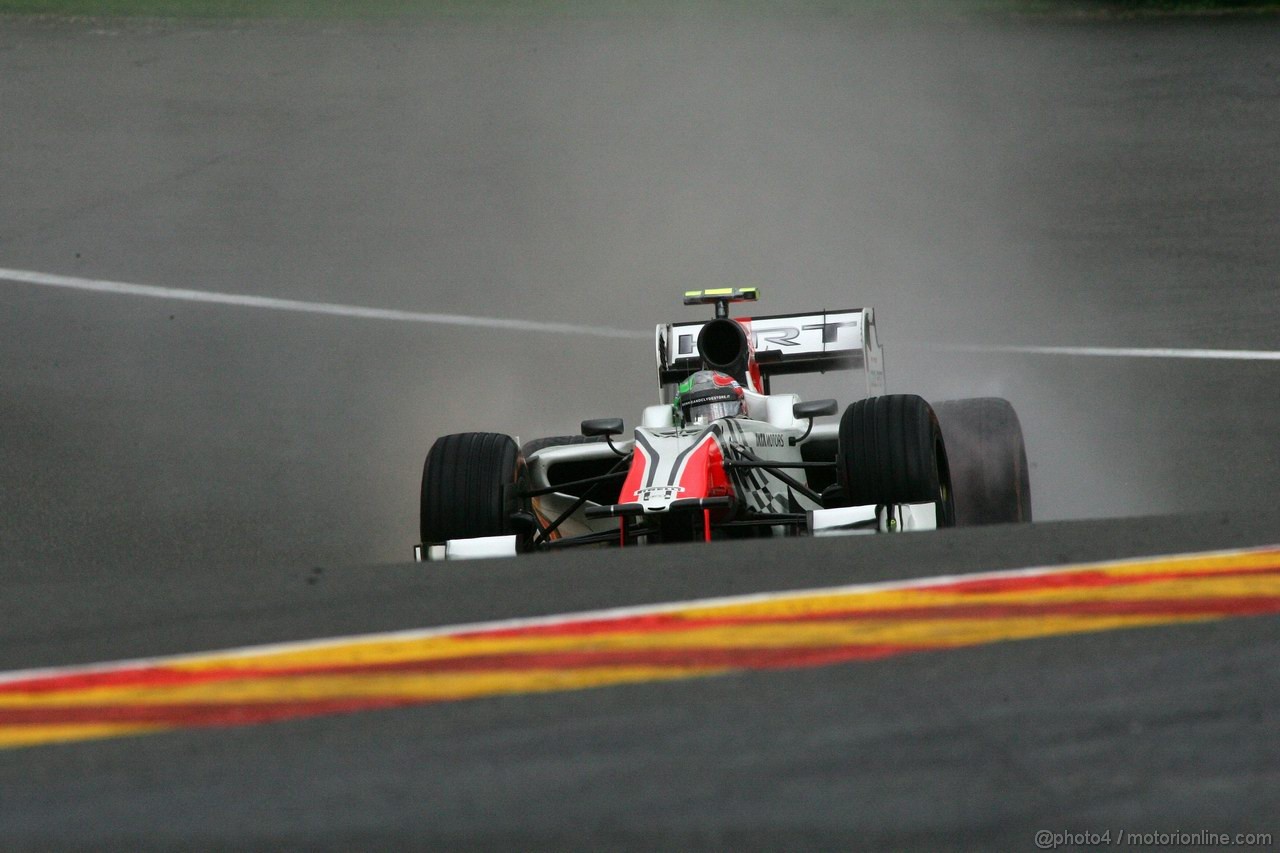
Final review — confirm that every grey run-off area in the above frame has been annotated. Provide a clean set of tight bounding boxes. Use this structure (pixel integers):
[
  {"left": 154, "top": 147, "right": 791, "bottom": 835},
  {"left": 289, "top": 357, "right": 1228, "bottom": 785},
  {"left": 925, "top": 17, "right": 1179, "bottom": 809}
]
[{"left": 0, "top": 10, "right": 1278, "bottom": 849}]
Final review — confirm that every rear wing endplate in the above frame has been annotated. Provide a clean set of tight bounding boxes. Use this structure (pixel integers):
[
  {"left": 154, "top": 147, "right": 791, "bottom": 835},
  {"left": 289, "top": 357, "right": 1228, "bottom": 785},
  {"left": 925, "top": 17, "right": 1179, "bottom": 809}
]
[{"left": 656, "top": 308, "right": 886, "bottom": 399}]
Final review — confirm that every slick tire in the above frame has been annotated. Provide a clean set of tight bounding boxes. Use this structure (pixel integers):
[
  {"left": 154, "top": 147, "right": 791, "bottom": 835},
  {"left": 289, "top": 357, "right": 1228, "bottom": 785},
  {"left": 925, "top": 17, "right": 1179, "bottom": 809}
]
[
  {"left": 420, "top": 432, "right": 523, "bottom": 545},
  {"left": 931, "top": 398, "right": 1032, "bottom": 525},
  {"left": 837, "top": 394, "right": 955, "bottom": 526}
]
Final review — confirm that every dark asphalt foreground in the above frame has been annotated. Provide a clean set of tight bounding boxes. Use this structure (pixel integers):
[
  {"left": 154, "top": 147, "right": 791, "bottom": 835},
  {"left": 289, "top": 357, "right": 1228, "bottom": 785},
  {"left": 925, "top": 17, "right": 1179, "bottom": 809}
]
[
  {"left": 2, "top": 510, "right": 1279, "bottom": 673},
  {"left": 2, "top": 11, "right": 1279, "bottom": 851},
  {"left": 4, "top": 622, "right": 1279, "bottom": 851},
  {"left": 1, "top": 514, "right": 1279, "bottom": 850}
]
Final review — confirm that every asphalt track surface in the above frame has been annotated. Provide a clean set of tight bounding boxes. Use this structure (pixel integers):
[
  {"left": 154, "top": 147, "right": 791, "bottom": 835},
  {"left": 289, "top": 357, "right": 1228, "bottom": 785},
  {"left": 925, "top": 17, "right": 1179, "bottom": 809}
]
[{"left": 2, "top": 11, "right": 1279, "bottom": 850}]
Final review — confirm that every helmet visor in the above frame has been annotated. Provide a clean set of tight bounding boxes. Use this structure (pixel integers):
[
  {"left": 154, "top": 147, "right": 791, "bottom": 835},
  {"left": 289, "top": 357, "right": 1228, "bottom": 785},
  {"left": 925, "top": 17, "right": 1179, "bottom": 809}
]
[{"left": 686, "top": 399, "right": 743, "bottom": 425}]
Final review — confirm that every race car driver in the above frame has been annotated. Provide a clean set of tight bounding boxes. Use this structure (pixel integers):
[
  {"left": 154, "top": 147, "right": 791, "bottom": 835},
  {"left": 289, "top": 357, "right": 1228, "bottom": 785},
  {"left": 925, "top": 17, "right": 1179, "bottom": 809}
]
[{"left": 673, "top": 370, "right": 747, "bottom": 427}]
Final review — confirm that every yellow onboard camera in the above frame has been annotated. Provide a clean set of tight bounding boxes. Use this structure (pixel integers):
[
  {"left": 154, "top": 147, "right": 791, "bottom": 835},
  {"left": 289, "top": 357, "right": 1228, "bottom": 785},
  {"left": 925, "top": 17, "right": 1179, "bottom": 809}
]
[{"left": 683, "top": 287, "right": 760, "bottom": 318}]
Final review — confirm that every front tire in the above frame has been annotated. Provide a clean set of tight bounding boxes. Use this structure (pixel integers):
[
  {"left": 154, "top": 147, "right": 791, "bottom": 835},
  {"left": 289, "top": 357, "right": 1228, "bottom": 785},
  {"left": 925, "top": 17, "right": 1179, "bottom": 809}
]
[
  {"left": 420, "top": 432, "right": 523, "bottom": 546},
  {"left": 837, "top": 394, "right": 955, "bottom": 527}
]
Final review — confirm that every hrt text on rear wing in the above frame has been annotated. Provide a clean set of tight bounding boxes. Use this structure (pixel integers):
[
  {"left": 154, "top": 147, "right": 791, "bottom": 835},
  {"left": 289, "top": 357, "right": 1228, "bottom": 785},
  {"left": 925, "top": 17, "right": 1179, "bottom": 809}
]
[{"left": 656, "top": 308, "right": 886, "bottom": 401}]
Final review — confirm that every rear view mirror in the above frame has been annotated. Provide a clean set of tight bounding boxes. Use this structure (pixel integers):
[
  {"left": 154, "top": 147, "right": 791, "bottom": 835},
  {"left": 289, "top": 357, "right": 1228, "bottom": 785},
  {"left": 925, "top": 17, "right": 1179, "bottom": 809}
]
[
  {"left": 581, "top": 418, "right": 624, "bottom": 437},
  {"left": 793, "top": 399, "right": 838, "bottom": 420}
]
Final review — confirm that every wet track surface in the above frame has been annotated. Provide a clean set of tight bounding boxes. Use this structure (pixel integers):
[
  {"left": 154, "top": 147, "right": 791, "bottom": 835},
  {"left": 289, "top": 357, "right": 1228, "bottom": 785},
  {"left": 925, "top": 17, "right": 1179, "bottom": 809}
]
[{"left": 2, "top": 11, "right": 1279, "bottom": 849}]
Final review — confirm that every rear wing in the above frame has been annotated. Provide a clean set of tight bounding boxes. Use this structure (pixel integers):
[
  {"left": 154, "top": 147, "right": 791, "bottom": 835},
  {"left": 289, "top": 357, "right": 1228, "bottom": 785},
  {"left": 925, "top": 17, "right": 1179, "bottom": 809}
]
[{"left": 656, "top": 308, "right": 886, "bottom": 400}]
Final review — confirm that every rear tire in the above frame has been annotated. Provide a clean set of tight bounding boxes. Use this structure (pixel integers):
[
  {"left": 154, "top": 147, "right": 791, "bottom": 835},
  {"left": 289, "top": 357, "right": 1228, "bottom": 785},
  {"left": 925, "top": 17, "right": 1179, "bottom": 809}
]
[
  {"left": 420, "top": 432, "right": 523, "bottom": 545},
  {"left": 837, "top": 395, "right": 955, "bottom": 526},
  {"left": 932, "top": 398, "right": 1032, "bottom": 525}
]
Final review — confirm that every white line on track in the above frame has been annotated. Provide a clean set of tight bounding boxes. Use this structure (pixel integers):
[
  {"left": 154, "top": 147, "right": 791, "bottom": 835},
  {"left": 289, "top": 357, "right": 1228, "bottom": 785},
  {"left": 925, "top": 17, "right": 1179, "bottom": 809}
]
[
  {"left": 5, "top": 266, "right": 1277, "bottom": 359},
  {"left": 0, "top": 267, "right": 649, "bottom": 340},
  {"left": 930, "top": 343, "right": 1280, "bottom": 362},
  {"left": 0, "top": 543, "right": 1274, "bottom": 686}
]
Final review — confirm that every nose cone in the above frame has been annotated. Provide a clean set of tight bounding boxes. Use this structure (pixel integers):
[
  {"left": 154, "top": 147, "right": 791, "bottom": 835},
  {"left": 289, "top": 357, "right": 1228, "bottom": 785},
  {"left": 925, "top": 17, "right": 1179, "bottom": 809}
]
[
  {"left": 622, "top": 427, "right": 729, "bottom": 514},
  {"left": 634, "top": 484, "right": 686, "bottom": 513}
]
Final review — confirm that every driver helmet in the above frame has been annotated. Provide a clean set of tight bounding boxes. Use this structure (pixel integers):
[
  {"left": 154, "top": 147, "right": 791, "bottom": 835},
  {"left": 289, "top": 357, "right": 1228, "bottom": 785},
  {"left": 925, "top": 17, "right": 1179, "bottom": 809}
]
[{"left": 673, "top": 370, "right": 746, "bottom": 427}]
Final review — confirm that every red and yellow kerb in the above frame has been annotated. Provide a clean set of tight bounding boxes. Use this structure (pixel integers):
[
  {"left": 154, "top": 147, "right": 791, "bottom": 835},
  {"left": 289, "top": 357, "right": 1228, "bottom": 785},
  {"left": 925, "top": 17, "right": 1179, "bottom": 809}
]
[{"left": 2, "top": 546, "right": 1278, "bottom": 750}]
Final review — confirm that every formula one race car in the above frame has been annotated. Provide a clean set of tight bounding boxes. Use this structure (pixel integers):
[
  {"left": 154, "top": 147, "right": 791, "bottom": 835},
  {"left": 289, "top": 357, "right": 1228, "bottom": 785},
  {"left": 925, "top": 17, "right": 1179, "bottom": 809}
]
[{"left": 415, "top": 289, "right": 1031, "bottom": 560}]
